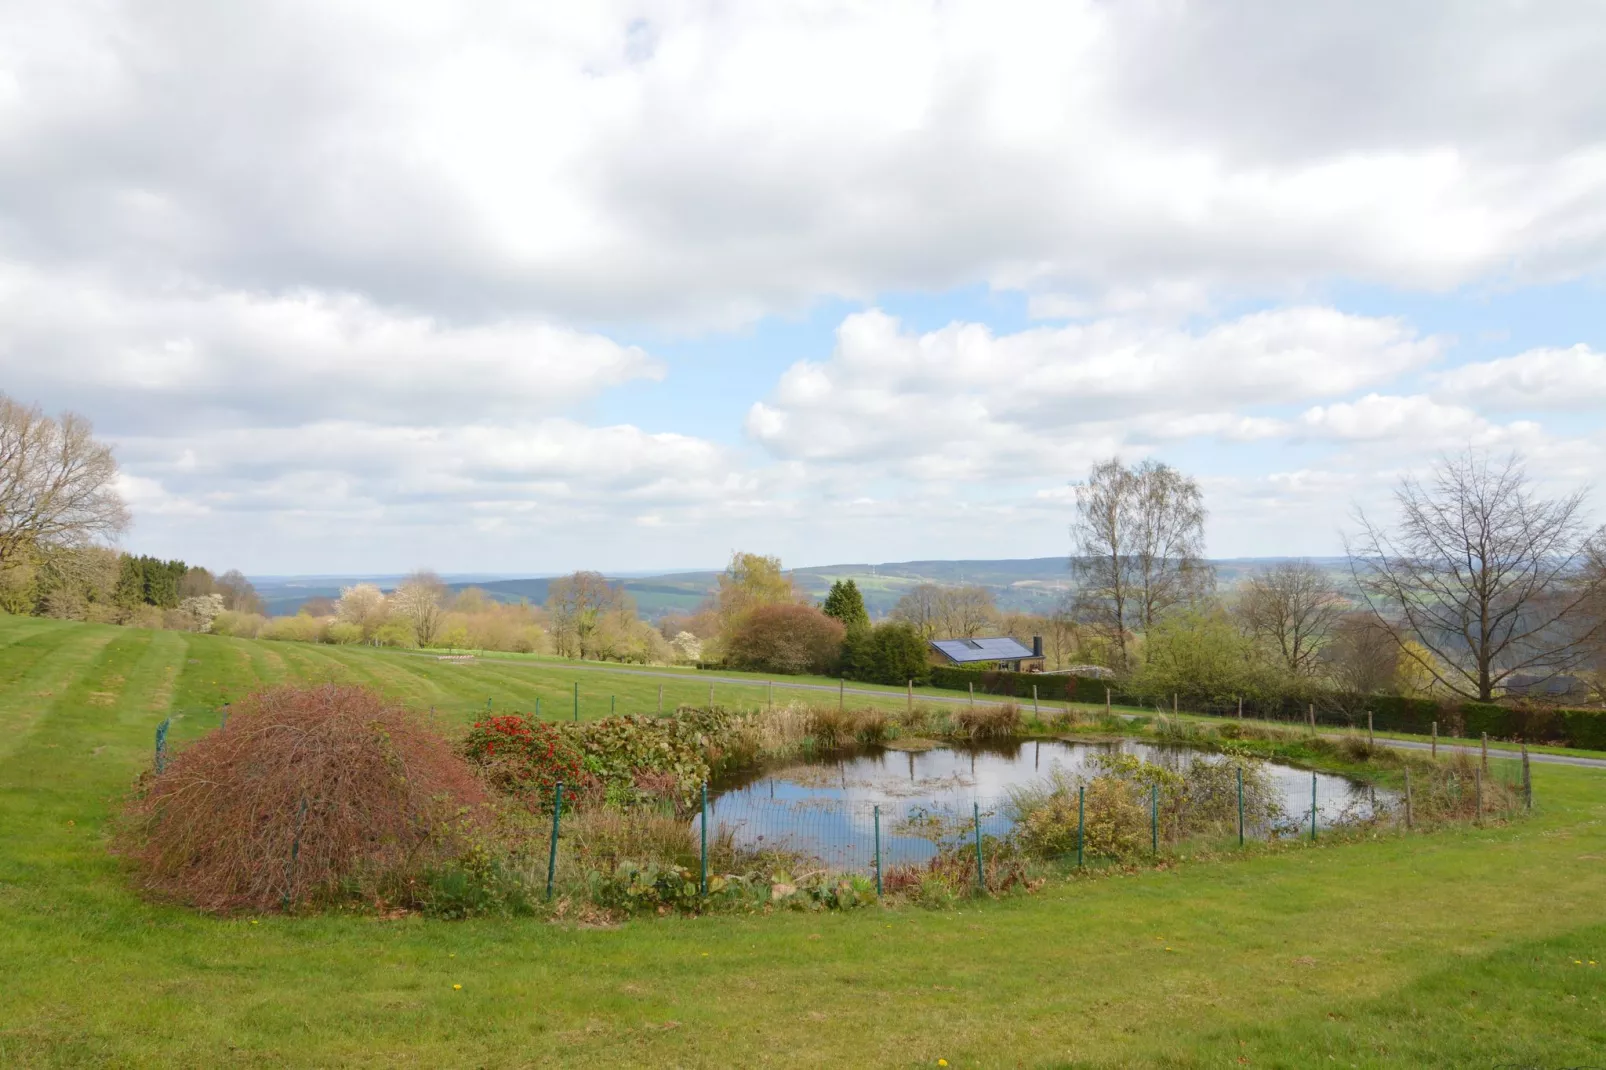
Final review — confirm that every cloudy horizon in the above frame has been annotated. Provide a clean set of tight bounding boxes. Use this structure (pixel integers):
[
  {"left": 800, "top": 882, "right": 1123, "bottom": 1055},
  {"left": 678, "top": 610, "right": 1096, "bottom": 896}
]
[{"left": 3, "top": 2, "right": 1603, "bottom": 575}]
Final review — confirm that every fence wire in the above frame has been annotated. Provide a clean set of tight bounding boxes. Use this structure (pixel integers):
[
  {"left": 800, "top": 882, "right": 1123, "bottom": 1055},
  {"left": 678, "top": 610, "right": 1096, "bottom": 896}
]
[{"left": 673, "top": 767, "right": 1488, "bottom": 883}]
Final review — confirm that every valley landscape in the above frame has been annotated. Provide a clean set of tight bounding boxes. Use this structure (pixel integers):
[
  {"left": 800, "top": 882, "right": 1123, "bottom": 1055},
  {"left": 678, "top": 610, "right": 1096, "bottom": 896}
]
[{"left": 5, "top": 4, "right": 1606, "bottom": 1067}]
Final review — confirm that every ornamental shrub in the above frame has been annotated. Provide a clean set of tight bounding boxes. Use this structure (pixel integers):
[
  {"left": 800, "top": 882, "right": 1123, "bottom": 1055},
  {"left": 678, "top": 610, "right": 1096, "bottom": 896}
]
[
  {"left": 116, "top": 684, "right": 486, "bottom": 914},
  {"left": 724, "top": 603, "right": 845, "bottom": 675}
]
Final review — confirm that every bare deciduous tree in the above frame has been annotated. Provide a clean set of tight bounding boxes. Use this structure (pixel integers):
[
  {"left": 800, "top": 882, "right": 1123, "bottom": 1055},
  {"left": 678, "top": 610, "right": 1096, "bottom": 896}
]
[
  {"left": 1070, "top": 457, "right": 1211, "bottom": 669},
  {"left": 935, "top": 584, "right": 996, "bottom": 638},
  {"left": 891, "top": 583, "right": 943, "bottom": 638},
  {"left": 1045, "top": 594, "right": 1081, "bottom": 670},
  {"left": 0, "top": 395, "right": 129, "bottom": 568},
  {"left": 1320, "top": 612, "right": 1401, "bottom": 696},
  {"left": 391, "top": 570, "right": 448, "bottom": 648},
  {"left": 1348, "top": 450, "right": 1606, "bottom": 701},
  {"left": 1236, "top": 561, "right": 1345, "bottom": 677},
  {"left": 216, "top": 569, "right": 265, "bottom": 615},
  {"left": 546, "top": 570, "right": 619, "bottom": 658}
]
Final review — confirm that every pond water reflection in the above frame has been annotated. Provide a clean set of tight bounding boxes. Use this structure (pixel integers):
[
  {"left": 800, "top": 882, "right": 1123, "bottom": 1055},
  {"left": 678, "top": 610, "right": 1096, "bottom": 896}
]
[{"left": 700, "top": 738, "right": 1390, "bottom": 871}]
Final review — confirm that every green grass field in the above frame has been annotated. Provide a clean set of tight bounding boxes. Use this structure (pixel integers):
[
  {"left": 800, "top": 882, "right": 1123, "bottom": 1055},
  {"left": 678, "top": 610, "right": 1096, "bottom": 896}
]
[{"left": 2, "top": 614, "right": 1603, "bottom": 1067}]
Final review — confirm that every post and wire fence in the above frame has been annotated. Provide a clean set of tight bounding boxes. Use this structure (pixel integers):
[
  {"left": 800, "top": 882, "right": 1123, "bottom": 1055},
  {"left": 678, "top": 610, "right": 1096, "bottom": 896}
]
[{"left": 532, "top": 758, "right": 1528, "bottom": 900}]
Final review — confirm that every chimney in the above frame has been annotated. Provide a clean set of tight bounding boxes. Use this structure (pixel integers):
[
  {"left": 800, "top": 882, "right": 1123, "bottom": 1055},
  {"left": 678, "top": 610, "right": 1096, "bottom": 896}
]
[{"left": 1032, "top": 635, "right": 1043, "bottom": 658}]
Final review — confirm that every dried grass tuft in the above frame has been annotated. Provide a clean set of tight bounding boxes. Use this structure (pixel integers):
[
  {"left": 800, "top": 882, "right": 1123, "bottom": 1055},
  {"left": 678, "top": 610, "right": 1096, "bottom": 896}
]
[{"left": 954, "top": 702, "right": 1022, "bottom": 740}]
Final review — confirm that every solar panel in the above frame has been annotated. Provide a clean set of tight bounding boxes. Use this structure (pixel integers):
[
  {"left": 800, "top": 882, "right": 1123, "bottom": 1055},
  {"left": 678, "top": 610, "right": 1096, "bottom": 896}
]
[{"left": 931, "top": 637, "right": 1038, "bottom": 663}]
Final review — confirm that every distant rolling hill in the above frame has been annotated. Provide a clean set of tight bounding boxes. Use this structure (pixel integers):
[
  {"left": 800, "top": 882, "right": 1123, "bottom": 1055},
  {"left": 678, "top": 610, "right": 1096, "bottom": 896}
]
[{"left": 252, "top": 557, "right": 1354, "bottom": 621}]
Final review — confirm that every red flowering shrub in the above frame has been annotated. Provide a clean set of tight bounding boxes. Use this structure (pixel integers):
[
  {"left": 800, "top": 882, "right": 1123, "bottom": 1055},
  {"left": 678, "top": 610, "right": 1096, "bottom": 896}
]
[{"left": 460, "top": 714, "right": 585, "bottom": 808}]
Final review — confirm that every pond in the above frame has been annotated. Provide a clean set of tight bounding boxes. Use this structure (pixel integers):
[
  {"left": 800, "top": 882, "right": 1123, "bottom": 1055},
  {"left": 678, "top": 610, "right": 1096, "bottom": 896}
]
[{"left": 699, "top": 738, "right": 1391, "bottom": 871}]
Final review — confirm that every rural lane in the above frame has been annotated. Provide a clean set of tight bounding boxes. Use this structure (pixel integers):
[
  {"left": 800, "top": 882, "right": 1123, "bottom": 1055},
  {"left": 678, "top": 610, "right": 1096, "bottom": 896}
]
[{"left": 414, "top": 652, "right": 1606, "bottom": 770}]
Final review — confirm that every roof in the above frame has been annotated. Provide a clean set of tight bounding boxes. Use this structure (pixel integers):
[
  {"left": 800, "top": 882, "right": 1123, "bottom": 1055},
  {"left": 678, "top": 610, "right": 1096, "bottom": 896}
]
[
  {"left": 1504, "top": 674, "right": 1584, "bottom": 696},
  {"left": 930, "top": 637, "right": 1039, "bottom": 664}
]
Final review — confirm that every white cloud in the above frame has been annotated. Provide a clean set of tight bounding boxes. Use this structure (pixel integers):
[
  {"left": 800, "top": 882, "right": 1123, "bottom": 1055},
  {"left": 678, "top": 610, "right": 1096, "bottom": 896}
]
[
  {"left": 1432, "top": 344, "right": 1606, "bottom": 410},
  {"left": 1299, "top": 394, "right": 1489, "bottom": 442},
  {"left": 0, "top": 264, "right": 659, "bottom": 431},
  {"left": 746, "top": 306, "right": 1439, "bottom": 476},
  {"left": 2, "top": 2, "right": 1604, "bottom": 570},
  {"left": 2, "top": 3, "right": 1604, "bottom": 326},
  {"left": 115, "top": 419, "right": 746, "bottom": 516}
]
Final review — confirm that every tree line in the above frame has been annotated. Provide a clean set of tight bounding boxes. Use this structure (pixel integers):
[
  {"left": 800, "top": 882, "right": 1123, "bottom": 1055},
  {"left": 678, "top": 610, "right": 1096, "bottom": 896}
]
[
  {"left": 0, "top": 393, "right": 263, "bottom": 632},
  {"left": 1067, "top": 450, "right": 1606, "bottom": 708},
  {"left": 6, "top": 388, "right": 1599, "bottom": 703}
]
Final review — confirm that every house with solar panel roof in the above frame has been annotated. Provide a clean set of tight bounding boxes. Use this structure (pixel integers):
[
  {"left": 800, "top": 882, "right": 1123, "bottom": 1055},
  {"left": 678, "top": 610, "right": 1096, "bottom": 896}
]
[{"left": 929, "top": 635, "right": 1046, "bottom": 672}]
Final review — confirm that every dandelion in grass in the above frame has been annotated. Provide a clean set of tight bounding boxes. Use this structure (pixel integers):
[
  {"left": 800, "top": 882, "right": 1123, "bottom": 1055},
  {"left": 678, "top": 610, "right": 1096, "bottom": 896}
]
[{"left": 453, "top": 984, "right": 462, "bottom": 990}]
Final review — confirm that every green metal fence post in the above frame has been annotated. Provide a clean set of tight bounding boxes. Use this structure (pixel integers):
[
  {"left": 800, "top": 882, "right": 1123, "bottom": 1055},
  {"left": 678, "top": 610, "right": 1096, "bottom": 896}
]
[
  {"left": 873, "top": 805, "right": 883, "bottom": 897},
  {"left": 700, "top": 782, "right": 709, "bottom": 895},
  {"left": 546, "top": 781, "right": 564, "bottom": 900},
  {"left": 610, "top": 695, "right": 615, "bottom": 715},
  {"left": 1237, "top": 766, "right": 1244, "bottom": 846},
  {"left": 486, "top": 697, "right": 492, "bottom": 712},
  {"left": 1151, "top": 783, "right": 1158, "bottom": 856},
  {"left": 973, "top": 801, "right": 984, "bottom": 892},
  {"left": 535, "top": 697, "right": 541, "bottom": 718},
  {"left": 1310, "top": 772, "right": 1318, "bottom": 841},
  {"left": 154, "top": 717, "right": 171, "bottom": 773},
  {"left": 282, "top": 796, "right": 308, "bottom": 912},
  {"left": 1076, "top": 786, "right": 1085, "bottom": 868}
]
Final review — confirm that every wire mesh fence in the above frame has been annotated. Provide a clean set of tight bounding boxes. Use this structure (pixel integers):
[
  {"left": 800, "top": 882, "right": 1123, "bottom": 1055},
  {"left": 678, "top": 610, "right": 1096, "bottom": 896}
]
[{"left": 537, "top": 754, "right": 1526, "bottom": 899}]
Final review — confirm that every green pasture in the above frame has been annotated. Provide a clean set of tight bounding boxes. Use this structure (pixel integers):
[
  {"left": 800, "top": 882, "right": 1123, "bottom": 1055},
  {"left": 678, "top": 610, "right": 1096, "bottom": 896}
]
[{"left": 1, "top": 614, "right": 1603, "bottom": 1067}]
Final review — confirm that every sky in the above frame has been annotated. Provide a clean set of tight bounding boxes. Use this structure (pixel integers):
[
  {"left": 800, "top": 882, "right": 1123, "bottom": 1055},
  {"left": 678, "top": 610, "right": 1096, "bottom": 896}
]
[{"left": 2, "top": 1, "right": 1604, "bottom": 576}]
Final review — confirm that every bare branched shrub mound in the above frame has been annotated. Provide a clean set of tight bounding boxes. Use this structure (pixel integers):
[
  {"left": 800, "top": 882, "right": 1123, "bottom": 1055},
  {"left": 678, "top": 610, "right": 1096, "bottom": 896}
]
[{"left": 117, "top": 684, "right": 488, "bottom": 914}]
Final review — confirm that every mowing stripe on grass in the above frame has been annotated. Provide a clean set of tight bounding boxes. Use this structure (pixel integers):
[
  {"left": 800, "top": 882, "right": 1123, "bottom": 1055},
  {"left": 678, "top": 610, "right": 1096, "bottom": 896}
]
[
  {"left": 115, "top": 629, "right": 190, "bottom": 729},
  {"left": 0, "top": 625, "right": 119, "bottom": 762}
]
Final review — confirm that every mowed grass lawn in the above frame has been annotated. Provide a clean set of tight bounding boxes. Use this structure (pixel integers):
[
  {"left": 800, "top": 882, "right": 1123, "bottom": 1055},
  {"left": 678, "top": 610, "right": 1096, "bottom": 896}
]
[{"left": 0, "top": 615, "right": 1603, "bottom": 1068}]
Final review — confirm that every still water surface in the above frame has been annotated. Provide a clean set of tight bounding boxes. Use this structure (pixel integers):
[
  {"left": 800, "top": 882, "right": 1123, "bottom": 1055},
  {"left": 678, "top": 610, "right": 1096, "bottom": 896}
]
[{"left": 700, "top": 739, "right": 1388, "bottom": 869}]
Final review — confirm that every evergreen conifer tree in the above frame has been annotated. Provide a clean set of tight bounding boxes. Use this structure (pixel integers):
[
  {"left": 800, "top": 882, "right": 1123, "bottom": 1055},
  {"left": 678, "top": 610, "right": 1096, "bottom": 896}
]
[{"left": 821, "top": 579, "right": 869, "bottom": 630}]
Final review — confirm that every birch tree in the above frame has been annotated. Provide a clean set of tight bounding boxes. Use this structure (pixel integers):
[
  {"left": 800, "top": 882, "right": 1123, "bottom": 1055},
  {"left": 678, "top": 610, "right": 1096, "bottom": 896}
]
[{"left": 1070, "top": 457, "right": 1211, "bottom": 669}]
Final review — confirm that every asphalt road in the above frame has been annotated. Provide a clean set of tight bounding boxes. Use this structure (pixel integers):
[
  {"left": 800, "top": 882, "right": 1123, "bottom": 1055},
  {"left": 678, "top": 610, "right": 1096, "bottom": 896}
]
[{"left": 414, "top": 651, "right": 1606, "bottom": 770}]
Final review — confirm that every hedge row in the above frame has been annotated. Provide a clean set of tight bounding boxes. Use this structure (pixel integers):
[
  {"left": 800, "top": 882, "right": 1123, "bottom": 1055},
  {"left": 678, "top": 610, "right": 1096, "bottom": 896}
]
[{"left": 927, "top": 667, "right": 1606, "bottom": 748}]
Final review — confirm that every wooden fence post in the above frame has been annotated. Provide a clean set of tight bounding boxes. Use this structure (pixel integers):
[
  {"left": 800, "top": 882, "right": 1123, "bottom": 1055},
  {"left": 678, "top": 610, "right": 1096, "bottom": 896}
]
[
  {"left": 1431, "top": 721, "right": 1438, "bottom": 759},
  {"left": 1403, "top": 767, "right": 1413, "bottom": 830},
  {"left": 1522, "top": 743, "right": 1532, "bottom": 810},
  {"left": 1367, "top": 710, "right": 1374, "bottom": 748}
]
